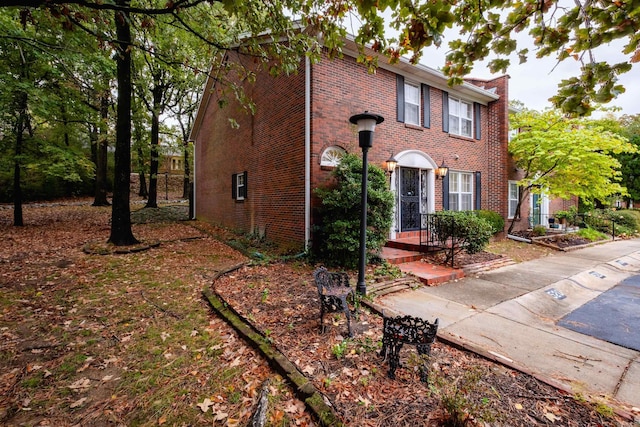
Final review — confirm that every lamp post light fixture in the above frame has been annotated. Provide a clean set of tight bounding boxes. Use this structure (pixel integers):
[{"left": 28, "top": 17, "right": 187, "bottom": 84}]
[{"left": 349, "top": 111, "right": 384, "bottom": 296}]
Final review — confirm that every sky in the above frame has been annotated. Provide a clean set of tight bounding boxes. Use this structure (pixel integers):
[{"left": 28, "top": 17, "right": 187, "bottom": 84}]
[{"left": 417, "top": 29, "right": 639, "bottom": 118}]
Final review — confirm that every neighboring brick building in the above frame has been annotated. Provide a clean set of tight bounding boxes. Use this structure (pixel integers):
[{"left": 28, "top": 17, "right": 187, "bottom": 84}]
[{"left": 190, "top": 36, "right": 544, "bottom": 251}]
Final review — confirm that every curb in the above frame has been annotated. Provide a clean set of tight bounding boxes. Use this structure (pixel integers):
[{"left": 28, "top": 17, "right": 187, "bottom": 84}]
[{"left": 202, "top": 287, "right": 344, "bottom": 427}]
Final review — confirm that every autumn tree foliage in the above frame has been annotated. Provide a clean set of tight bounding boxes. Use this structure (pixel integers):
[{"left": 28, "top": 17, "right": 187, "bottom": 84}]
[
  {"left": 508, "top": 108, "right": 636, "bottom": 233},
  {"left": 2, "top": 0, "right": 638, "bottom": 242}
]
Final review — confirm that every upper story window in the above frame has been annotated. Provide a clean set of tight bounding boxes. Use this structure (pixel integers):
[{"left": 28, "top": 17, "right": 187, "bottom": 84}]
[
  {"left": 449, "top": 97, "right": 473, "bottom": 138},
  {"left": 320, "top": 146, "right": 346, "bottom": 167},
  {"left": 396, "top": 75, "right": 430, "bottom": 128},
  {"left": 448, "top": 171, "right": 474, "bottom": 211},
  {"left": 404, "top": 81, "right": 420, "bottom": 126}
]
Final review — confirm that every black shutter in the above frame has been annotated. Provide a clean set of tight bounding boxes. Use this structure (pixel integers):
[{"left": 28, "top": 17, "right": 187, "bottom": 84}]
[
  {"left": 396, "top": 74, "right": 405, "bottom": 123},
  {"left": 474, "top": 102, "right": 481, "bottom": 140},
  {"left": 231, "top": 173, "right": 237, "bottom": 199},
  {"left": 422, "top": 84, "right": 431, "bottom": 128},
  {"left": 442, "top": 173, "right": 450, "bottom": 211},
  {"left": 442, "top": 91, "right": 449, "bottom": 133},
  {"left": 475, "top": 171, "right": 481, "bottom": 210},
  {"left": 242, "top": 171, "right": 248, "bottom": 199}
]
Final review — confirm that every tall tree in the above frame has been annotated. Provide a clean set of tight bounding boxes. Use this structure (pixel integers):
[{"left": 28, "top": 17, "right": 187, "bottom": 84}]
[
  {"left": 508, "top": 108, "right": 636, "bottom": 233},
  {"left": 3, "top": 0, "right": 638, "bottom": 242},
  {"left": 0, "top": 8, "right": 96, "bottom": 224},
  {"left": 109, "top": 0, "right": 138, "bottom": 245}
]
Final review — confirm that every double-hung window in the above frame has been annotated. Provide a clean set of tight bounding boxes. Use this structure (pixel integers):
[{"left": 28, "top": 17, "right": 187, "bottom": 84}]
[
  {"left": 508, "top": 181, "right": 519, "bottom": 218},
  {"left": 448, "top": 171, "right": 474, "bottom": 211},
  {"left": 404, "top": 81, "right": 420, "bottom": 126},
  {"left": 232, "top": 171, "right": 247, "bottom": 201},
  {"left": 448, "top": 97, "right": 473, "bottom": 137}
]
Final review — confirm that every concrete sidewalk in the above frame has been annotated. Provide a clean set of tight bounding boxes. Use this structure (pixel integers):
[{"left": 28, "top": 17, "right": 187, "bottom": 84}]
[{"left": 375, "top": 238, "right": 640, "bottom": 415}]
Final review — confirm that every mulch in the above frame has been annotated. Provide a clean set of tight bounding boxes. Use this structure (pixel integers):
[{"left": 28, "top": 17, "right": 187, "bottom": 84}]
[{"left": 212, "top": 262, "right": 633, "bottom": 426}]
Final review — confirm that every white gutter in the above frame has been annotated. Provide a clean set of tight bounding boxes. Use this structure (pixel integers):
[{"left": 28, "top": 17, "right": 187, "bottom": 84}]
[{"left": 304, "top": 56, "right": 311, "bottom": 251}]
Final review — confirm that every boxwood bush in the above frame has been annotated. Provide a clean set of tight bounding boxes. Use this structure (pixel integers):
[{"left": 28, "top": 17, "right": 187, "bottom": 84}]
[
  {"left": 313, "top": 153, "right": 394, "bottom": 269},
  {"left": 475, "top": 210, "right": 505, "bottom": 235}
]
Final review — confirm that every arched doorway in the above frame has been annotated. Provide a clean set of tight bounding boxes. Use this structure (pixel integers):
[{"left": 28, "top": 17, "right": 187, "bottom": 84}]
[{"left": 389, "top": 150, "right": 439, "bottom": 239}]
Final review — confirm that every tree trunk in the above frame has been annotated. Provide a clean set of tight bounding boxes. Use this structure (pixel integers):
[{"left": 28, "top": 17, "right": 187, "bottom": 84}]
[
  {"left": 507, "top": 187, "right": 529, "bottom": 235},
  {"left": 145, "top": 84, "right": 162, "bottom": 208},
  {"left": 93, "top": 93, "right": 110, "bottom": 206},
  {"left": 12, "top": 79, "right": 30, "bottom": 226},
  {"left": 13, "top": 119, "right": 24, "bottom": 227},
  {"left": 108, "top": 0, "right": 138, "bottom": 246}
]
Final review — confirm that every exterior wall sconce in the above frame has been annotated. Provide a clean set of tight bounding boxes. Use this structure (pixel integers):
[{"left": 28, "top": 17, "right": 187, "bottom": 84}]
[
  {"left": 349, "top": 111, "right": 384, "bottom": 296},
  {"left": 384, "top": 155, "right": 397, "bottom": 183},
  {"left": 435, "top": 160, "right": 448, "bottom": 179}
]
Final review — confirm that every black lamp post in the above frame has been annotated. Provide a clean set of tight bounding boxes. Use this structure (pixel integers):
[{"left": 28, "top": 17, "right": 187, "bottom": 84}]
[{"left": 349, "top": 111, "right": 384, "bottom": 296}]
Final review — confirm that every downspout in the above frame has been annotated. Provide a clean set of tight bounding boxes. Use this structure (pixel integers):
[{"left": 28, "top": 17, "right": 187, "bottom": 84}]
[
  {"left": 191, "top": 139, "right": 196, "bottom": 219},
  {"left": 304, "top": 56, "right": 311, "bottom": 251}
]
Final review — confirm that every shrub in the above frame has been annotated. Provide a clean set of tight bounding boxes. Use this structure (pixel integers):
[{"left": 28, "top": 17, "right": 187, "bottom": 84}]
[
  {"left": 430, "top": 211, "right": 493, "bottom": 265},
  {"left": 313, "top": 153, "right": 394, "bottom": 269},
  {"left": 475, "top": 210, "right": 504, "bottom": 235},
  {"left": 532, "top": 225, "right": 547, "bottom": 236},
  {"left": 577, "top": 228, "right": 607, "bottom": 242}
]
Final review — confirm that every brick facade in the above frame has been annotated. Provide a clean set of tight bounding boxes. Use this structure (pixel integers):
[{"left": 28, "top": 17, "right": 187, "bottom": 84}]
[{"left": 192, "top": 45, "right": 518, "bottom": 250}]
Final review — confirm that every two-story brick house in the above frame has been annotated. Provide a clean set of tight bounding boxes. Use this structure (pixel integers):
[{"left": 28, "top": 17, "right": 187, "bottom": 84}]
[{"left": 190, "top": 36, "right": 528, "bottom": 252}]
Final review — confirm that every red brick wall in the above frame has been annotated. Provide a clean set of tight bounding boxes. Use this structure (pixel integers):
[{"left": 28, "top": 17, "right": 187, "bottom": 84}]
[
  {"left": 194, "top": 52, "right": 306, "bottom": 249},
  {"left": 309, "top": 55, "right": 506, "bottom": 222},
  {"left": 195, "top": 49, "right": 513, "bottom": 247}
]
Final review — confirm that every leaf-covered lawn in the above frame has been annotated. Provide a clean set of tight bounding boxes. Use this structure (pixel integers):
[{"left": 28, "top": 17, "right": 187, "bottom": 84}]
[
  {"left": 0, "top": 199, "right": 634, "bottom": 426},
  {"left": 0, "top": 201, "right": 315, "bottom": 426}
]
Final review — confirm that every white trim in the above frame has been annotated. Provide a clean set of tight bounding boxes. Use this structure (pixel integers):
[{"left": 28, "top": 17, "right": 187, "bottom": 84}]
[
  {"left": 403, "top": 80, "right": 421, "bottom": 126},
  {"left": 192, "top": 140, "right": 196, "bottom": 219},
  {"left": 448, "top": 171, "right": 474, "bottom": 211},
  {"left": 508, "top": 180, "right": 519, "bottom": 219},
  {"left": 389, "top": 150, "right": 438, "bottom": 238},
  {"left": 304, "top": 56, "right": 311, "bottom": 251},
  {"left": 448, "top": 96, "right": 473, "bottom": 138}
]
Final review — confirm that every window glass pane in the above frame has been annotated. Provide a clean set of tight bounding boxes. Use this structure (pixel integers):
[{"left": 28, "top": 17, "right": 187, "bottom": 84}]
[
  {"left": 462, "top": 101, "right": 473, "bottom": 119},
  {"left": 461, "top": 173, "right": 472, "bottom": 192},
  {"left": 449, "top": 117, "right": 459, "bottom": 135},
  {"left": 449, "top": 98, "right": 459, "bottom": 116},
  {"left": 508, "top": 182, "right": 519, "bottom": 218},
  {"left": 461, "top": 118, "right": 472, "bottom": 137},
  {"left": 406, "top": 104, "right": 419, "bottom": 125},
  {"left": 509, "top": 200, "right": 518, "bottom": 217},
  {"left": 405, "top": 83, "right": 419, "bottom": 103},
  {"left": 449, "top": 172, "right": 459, "bottom": 192},
  {"left": 509, "top": 183, "right": 517, "bottom": 199},
  {"left": 404, "top": 83, "right": 420, "bottom": 125},
  {"left": 461, "top": 194, "right": 473, "bottom": 211},
  {"left": 449, "top": 195, "right": 458, "bottom": 211}
]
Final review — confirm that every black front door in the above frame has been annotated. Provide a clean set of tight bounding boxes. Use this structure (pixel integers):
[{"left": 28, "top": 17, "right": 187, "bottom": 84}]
[{"left": 400, "top": 168, "right": 420, "bottom": 231}]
